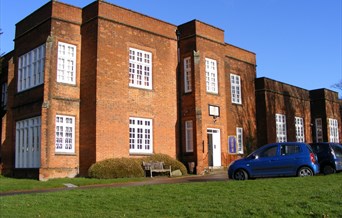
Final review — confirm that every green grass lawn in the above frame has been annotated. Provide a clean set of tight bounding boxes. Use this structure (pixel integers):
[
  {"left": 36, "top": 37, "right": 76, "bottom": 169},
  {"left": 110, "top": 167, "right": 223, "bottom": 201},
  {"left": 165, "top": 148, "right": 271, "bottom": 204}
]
[{"left": 1, "top": 174, "right": 341, "bottom": 217}]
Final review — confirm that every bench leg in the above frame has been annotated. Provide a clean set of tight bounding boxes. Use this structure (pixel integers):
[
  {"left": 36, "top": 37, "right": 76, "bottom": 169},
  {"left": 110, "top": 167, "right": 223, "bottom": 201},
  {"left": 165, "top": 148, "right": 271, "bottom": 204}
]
[{"left": 150, "top": 169, "right": 153, "bottom": 178}]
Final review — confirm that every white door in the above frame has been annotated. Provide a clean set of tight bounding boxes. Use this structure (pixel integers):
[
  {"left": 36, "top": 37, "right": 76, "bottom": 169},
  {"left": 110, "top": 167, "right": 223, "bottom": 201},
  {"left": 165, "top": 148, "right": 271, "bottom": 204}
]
[{"left": 207, "top": 128, "right": 221, "bottom": 167}]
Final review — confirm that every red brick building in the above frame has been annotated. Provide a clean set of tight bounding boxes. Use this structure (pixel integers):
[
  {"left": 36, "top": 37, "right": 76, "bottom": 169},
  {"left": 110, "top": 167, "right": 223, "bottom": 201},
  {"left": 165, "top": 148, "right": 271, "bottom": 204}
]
[{"left": 0, "top": 0, "right": 340, "bottom": 179}]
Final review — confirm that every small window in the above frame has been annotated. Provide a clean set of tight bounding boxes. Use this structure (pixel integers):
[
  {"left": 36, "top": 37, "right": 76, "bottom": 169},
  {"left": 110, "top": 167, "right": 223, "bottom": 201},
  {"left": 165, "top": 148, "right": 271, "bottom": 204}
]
[
  {"left": 184, "top": 57, "right": 192, "bottom": 93},
  {"left": 329, "top": 118, "right": 339, "bottom": 143},
  {"left": 205, "top": 58, "right": 218, "bottom": 94},
  {"left": 280, "top": 144, "right": 301, "bottom": 156},
  {"left": 57, "top": 42, "right": 76, "bottom": 85},
  {"left": 129, "top": 48, "right": 152, "bottom": 90},
  {"left": 1, "top": 83, "right": 7, "bottom": 107},
  {"left": 185, "top": 120, "right": 193, "bottom": 152},
  {"left": 18, "top": 44, "right": 45, "bottom": 92},
  {"left": 295, "top": 117, "right": 305, "bottom": 142},
  {"left": 236, "top": 127, "right": 244, "bottom": 154},
  {"left": 230, "top": 74, "right": 241, "bottom": 104},
  {"left": 315, "top": 118, "right": 323, "bottom": 143},
  {"left": 259, "top": 146, "right": 278, "bottom": 158},
  {"left": 129, "top": 117, "right": 153, "bottom": 154},
  {"left": 276, "top": 114, "right": 287, "bottom": 142},
  {"left": 55, "top": 115, "right": 75, "bottom": 154}
]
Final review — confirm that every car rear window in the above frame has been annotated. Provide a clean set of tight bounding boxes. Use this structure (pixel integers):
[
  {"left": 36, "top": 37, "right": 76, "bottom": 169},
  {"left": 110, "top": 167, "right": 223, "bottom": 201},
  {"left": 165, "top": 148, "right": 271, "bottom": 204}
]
[
  {"left": 281, "top": 144, "right": 301, "bottom": 155},
  {"left": 331, "top": 144, "right": 342, "bottom": 157}
]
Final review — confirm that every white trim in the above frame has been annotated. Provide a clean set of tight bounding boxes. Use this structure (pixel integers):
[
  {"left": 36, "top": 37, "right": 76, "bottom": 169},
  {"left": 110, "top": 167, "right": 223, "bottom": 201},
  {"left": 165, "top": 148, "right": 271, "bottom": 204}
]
[
  {"left": 57, "top": 42, "right": 76, "bottom": 85},
  {"left": 185, "top": 120, "right": 194, "bottom": 152},
  {"left": 295, "top": 117, "right": 305, "bottom": 142},
  {"left": 230, "top": 74, "right": 242, "bottom": 104},
  {"left": 15, "top": 116, "right": 41, "bottom": 168},
  {"left": 329, "top": 118, "right": 339, "bottom": 143},
  {"left": 55, "top": 115, "right": 75, "bottom": 154},
  {"left": 17, "top": 44, "right": 45, "bottom": 92},
  {"left": 276, "top": 114, "right": 287, "bottom": 142},
  {"left": 315, "top": 118, "right": 323, "bottom": 143},
  {"left": 236, "top": 127, "right": 244, "bottom": 154},
  {"left": 129, "top": 117, "right": 153, "bottom": 154},
  {"left": 129, "top": 48, "right": 152, "bottom": 90},
  {"left": 205, "top": 58, "right": 218, "bottom": 94},
  {"left": 184, "top": 57, "right": 192, "bottom": 93}
]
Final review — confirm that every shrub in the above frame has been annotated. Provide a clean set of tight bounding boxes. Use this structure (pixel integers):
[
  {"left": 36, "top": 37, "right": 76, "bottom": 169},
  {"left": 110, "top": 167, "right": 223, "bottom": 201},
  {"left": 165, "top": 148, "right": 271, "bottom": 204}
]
[
  {"left": 143, "top": 153, "right": 188, "bottom": 176},
  {"left": 88, "top": 157, "right": 144, "bottom": 179}
]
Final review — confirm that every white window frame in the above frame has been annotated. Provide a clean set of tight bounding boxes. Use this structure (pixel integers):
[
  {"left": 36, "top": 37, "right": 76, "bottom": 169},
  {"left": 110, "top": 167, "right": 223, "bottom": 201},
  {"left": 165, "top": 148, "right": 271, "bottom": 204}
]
[
  {"left": 1, "top": 82, "right": 7, "bottom": 107},
  {"left": 57, "top": 42, "right": 76, "bottom": 85},
  {"left": 185, "top": 120, "right": 194, "bottom": 152},
  {"left": 329, "top": 118, "right": 339, "bottom": 143},
  {"left": 184, "top": 57, "right": 192, "bottom": 93},
  {"left": 129, "top": 117, "right": 153, "bottom": 154},
  {"left": 15, "top": 116, "right": 41, "bottom": 168},
  {"left": 129, "top": 48, "right": 152, "bottom": 90},
  {"left": 295, "top": 117, "right": 305, "bottom": 142},
  {"left": 276, "top": 114, "right": 287, "bottom": 142},
  {"left": 236, "top": 127, "right": 244, "bottom": 154},
  {"left": 205, "top": 58, "right": 218, "bottom": 94},
  {"left": 230, "top": 74, "right": 242, "bottom": 104},
  {"left": 55, "top": 115, "right": 75, "bottom": 154},
  {"left": 315, "top": 118, "right": 323, "bottom": 143},
  {"left": 17, "top": 44, "right": 45, "bottom": 92}
]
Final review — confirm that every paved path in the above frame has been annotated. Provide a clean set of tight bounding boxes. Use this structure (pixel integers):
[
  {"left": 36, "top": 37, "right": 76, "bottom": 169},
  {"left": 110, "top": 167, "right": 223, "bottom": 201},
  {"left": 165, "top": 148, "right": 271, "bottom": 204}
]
[{"left": 0, "top": 170, "right": 228, "bottom": 197}]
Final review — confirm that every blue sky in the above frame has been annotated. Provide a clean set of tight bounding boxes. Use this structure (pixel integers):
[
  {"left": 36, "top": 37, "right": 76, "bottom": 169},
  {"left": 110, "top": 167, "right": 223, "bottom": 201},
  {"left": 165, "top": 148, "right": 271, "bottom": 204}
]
[{"left": 1, "top": 0, "right": 341, "bottom": 95}]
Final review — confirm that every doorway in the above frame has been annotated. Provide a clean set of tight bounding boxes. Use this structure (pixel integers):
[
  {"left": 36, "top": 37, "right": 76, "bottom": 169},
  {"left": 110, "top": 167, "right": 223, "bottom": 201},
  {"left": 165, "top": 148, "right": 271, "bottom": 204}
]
[{"left": 207, "top": 128, "right": 221, "bottom": 167}]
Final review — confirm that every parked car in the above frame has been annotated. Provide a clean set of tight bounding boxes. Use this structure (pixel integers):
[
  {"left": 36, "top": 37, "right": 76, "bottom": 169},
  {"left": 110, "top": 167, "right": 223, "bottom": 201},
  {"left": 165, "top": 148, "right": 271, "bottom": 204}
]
[
  {"left": 309, "top": 142, "right": 342, "bottom": 175},
  {"left": 228, "top": 142, "right": 319, "bottom": 180}
]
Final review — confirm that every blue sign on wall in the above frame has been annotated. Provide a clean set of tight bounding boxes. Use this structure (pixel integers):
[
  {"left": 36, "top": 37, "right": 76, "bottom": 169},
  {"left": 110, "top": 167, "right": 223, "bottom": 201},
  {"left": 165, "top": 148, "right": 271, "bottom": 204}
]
[{"left": 228, "top": 136, "right": 237, "bottom": 154}]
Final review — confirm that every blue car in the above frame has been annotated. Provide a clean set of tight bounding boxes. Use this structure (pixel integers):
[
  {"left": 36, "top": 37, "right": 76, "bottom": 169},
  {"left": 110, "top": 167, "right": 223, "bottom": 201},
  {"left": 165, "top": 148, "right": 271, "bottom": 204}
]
[{"left": 228, "top": 142, "right": 320, "bottom": 180}]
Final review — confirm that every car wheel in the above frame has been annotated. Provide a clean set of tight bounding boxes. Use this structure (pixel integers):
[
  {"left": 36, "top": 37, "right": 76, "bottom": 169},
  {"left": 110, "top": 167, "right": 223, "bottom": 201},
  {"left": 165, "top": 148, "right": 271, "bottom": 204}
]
[
  {"left": 323, "top": 165, "right": 336, "bottom": 175},
  {"left": 234, "top": 169, "right": 248, "bottom": 180},
  {"left": 297, "top": 167, "right": 313, "bottom": 177}
]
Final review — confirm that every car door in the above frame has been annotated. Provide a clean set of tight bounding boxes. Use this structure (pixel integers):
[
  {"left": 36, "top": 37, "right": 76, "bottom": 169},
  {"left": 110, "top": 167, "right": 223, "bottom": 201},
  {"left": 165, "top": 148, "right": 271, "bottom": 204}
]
[
  {"left": 277, "top": 144, "right": 302, "bottom": 176},
  {"left": 248, "top": 144, "right": 281, "bottom": 177}
]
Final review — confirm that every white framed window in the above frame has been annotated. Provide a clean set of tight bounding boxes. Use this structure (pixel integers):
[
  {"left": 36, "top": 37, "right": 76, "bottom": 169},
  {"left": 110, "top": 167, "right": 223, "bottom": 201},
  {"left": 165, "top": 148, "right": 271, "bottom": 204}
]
[
  {"left": 315, "top": 118, "right": 323, "bottom": 143},
  {"left": 236, "top": 127, "right": 244, "bottom": 154},
  {"left": 1, "top": 83, "right": 7, "bottom": 107},
  {"left": 129, "top": 48, "right": 152, "bottom": 90},
  {"left": 276, "top": 114, "right": 287, "bottom": 142},
  {"left": 15, "top": 116, "right": 41, "bottom": 168},
  {"left": 57, "top": 42, "right": 76, "bottom": 84},
  {"left": 184, "top": 57, "right": 192, "bottom": 93},
  {"left": 329, "top": 118, "right": 339, "bottom": 143},
  {"left": 18, "top": 44, "right": 45, "bottom": 92},
  {"left": 129, "top": 117, "right": 153, "bottom": 154},
  {"left": 55, "top": 115, "right": 75, "bottom": 153},
  {"left": 205, "top": 58, "right": 218, "bottom": 94},
  {"left": 295, "top": 117, "right": 305, "bottom": 142},
  {"left": 230, "top": 74, "right": 242, "bottom": 104},
  {"left": 185, "top": 120, "right": 194, "bottom": 152}
]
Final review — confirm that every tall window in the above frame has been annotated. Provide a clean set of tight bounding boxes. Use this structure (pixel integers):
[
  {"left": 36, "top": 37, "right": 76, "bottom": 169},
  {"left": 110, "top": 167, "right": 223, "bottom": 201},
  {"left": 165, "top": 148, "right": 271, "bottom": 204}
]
[
  {"left": 315, "top": 118, "right": 323, "bottom": 143},
  {"left": 185, "top": 120, "right": 194, "bottom": 152},
  {"left": 276, "top": 114, "right": 287, "bottom": 142},
  {"left": 230, "top": 74, "right": 241, "bottom": 104},
  {"left": 184, "top": 57, "right": 192, "bottom": 93},
  {"left": 129, "top": 48, "right": 152, "bottom": 90},
  {"left": 205, "top": 58, "right": 218, "bottom": 94},
  {"left": 236, "top": 127, "right": 244, "bottom": 154},
  {"left": 1, "top": 83, "right": 7, "bottom": 107},
  {"left": 55, "top": 115, "right": 75, "bottom": 153},
  {"left": 329, "top": 118, "right": 339, "bottom": 143},
  {"left": 295, "top": 117, "right": 305, "bottom": 142},
  {"left": 57, "top": 42, "right": 76, "bottom": 84},
  {"left": 18, "top": 44, "right": 45, "bottom": 92},
  {"left": 15, "top": 116, "right": 41, "bottom": 168},
  {"left": 129, "top": 117, "right": 153, "bottom": 154}
]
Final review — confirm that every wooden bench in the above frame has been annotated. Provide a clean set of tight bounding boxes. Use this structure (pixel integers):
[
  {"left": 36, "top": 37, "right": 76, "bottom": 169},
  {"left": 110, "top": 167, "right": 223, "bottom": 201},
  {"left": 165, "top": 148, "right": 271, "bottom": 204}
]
[{"left": 142, "top": 161, "right": 172, "bottom": 178}]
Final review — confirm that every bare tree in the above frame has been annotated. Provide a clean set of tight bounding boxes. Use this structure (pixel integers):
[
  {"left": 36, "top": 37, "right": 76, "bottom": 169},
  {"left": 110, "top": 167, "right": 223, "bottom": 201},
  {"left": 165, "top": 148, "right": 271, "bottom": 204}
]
[{"left": 332, "top": 80, "right": 342, "bottom": 98}]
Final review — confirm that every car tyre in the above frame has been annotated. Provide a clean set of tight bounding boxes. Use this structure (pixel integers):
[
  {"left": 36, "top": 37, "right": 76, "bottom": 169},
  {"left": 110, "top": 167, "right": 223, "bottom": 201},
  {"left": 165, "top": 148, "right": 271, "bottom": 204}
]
[
  {"left": 234, "top": 169, "right": 248, "bottom": 180},
  {"left": 297, "top": 167, "right": 313, "bottom": 177},
  {"left": 322, "top": 165, "right": 336, "bottom": 175}
]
